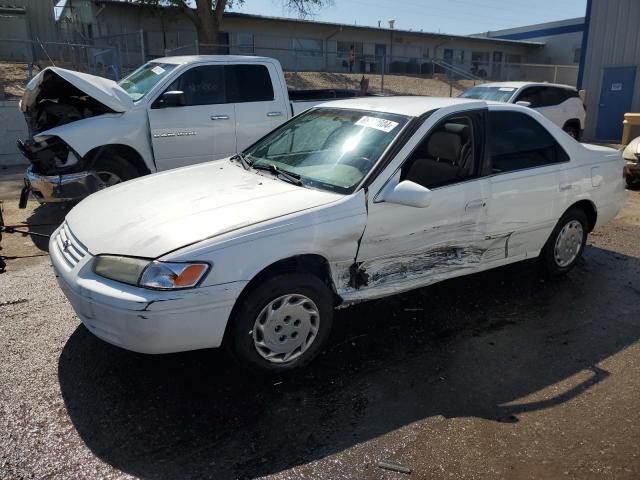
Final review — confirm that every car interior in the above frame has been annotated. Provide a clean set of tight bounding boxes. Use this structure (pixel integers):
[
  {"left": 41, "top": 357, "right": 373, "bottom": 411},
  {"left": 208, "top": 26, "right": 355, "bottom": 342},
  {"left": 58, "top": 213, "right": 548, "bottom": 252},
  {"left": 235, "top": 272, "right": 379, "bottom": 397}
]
[{"left": 401, "top": 117, "right": 476, "bottom": 189}]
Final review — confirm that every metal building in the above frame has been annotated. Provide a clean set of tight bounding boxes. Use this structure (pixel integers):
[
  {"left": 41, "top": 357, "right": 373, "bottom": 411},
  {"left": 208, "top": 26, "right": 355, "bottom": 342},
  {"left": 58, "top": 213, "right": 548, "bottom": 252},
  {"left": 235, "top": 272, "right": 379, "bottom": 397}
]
[{"left": 579, "top": 0, "right": 640, "bottom": 142}]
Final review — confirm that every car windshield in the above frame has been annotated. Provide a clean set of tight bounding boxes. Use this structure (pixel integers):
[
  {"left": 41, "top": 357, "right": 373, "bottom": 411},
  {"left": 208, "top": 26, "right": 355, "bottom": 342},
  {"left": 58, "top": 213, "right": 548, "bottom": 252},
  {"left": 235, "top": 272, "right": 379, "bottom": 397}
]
[
  {"left": 245, "top": 108, "right": 410, "bottom": 194},
  {"left": 118, "top": 62, "right": 177, "bottom": 101},
  {"left": 459, "top": 86, "right": 517, "bottom": 102}
]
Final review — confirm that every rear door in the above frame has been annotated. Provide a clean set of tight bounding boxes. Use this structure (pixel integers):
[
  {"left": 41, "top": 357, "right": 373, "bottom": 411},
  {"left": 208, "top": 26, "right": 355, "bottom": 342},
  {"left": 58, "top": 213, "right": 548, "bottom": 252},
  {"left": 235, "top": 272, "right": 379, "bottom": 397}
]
[
  {"left": 148, "top": 63, "right": 236, "bottom": 170},
  {"left": 485, "top": 109, "right": 570, "bottom": 261},
  {"left": 228, "top": 63, "right": 288, "bottom": 152},
  {"left": 515, "top": 86, "right": 565, "bottom": 128}
]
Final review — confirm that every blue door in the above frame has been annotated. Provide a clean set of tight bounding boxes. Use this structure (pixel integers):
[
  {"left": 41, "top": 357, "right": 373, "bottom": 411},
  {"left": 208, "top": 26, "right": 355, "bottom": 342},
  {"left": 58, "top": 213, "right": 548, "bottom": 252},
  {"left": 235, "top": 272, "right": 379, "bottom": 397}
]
[{"left": 596, "top": 67, "right": 637, "bottom": 141}]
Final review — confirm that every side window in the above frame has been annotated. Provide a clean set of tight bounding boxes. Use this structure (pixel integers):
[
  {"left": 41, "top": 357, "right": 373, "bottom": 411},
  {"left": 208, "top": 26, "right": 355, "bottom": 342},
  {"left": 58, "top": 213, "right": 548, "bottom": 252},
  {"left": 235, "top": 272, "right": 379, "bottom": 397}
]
[
  {"left": 165, "top": 65, "right": 226, "bottom": 106},
  {"left": 515, "top": 86, "right": 544, "bottom": 107},
  {"left": 226, "top": 64, "right": 275, "bottom": 103},
  {"left": 401, "top": 115, "right": 478, "bottom": 189},
  {"left": 489, "top": 111, "right": 569, "bottom": 174},
  {"left": 543, "top": 87, "right": 567, "bottom": 106}
]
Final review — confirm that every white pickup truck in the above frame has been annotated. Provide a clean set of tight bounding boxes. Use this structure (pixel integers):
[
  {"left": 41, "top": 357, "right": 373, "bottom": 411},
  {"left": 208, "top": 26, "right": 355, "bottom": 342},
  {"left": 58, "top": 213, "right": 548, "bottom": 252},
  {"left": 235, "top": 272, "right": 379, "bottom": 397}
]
[{"left": 17, "top": 55, "right": 367, "bottom": 204}]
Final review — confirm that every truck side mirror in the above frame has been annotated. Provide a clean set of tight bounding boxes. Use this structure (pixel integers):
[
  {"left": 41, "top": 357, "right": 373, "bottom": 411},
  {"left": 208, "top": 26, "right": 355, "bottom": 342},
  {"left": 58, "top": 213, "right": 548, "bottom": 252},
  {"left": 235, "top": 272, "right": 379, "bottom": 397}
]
[
  {"left": 156, "top": 90, "right": 186, "bottom": 108},
  {"left": 515, "top": 100, "right": 532, "bottom": 108}
]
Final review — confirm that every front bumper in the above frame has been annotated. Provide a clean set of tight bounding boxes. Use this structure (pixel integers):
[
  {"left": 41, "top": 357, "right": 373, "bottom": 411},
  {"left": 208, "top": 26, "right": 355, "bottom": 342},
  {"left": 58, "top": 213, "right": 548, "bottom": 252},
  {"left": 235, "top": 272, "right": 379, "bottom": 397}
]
[
  {"left": 26, "top": 167, "right": 103, "bottom": 203},
  {"left": 49, "top": 224, "right": 247, "bottom": 354}
]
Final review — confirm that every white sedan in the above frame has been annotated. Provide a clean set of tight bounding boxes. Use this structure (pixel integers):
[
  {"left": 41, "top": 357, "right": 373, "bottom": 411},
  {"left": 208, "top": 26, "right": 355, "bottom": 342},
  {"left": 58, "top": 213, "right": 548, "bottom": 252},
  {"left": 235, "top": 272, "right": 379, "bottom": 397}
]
[{"left": 50, "top": 97, "right": 627, "bottom": 375}]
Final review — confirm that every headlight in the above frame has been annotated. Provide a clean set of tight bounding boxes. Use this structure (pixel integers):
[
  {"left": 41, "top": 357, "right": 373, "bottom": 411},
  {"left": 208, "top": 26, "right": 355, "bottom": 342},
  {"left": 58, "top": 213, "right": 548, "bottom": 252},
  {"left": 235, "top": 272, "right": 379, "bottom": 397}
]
[
  {"left": 139, "top": 261, "right": 210, "bottom": 290},
  {"left": 93, "top": 255, "right": 149, "bottom": 286},
  {"left": 93, "top": 256, "right": 209, "bottom": 290}
]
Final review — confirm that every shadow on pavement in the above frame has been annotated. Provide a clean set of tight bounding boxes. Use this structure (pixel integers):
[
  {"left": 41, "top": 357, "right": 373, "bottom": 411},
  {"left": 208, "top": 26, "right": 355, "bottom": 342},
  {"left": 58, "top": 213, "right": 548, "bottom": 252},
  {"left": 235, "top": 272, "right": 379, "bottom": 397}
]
[{"left": 58, "top": 246, "right": 640, "bottom": 479}]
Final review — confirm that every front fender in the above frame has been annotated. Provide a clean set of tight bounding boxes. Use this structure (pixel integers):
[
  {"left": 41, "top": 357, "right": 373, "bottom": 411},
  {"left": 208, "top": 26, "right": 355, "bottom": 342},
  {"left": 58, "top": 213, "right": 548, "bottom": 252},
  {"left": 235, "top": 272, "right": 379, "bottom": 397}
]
[
  {"left": 34, "top": 110, "right": 155, "bottom": 172},
  {"left": 161, "top": 191, "right": 368, "bottom": 297}
]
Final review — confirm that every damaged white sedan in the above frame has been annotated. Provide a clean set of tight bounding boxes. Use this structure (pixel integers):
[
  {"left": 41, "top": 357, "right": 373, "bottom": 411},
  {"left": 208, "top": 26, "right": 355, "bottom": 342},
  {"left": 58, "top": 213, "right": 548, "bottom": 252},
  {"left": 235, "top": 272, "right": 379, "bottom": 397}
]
[{"left": 50, "top": 97, "right": 627, "bottom": 374}]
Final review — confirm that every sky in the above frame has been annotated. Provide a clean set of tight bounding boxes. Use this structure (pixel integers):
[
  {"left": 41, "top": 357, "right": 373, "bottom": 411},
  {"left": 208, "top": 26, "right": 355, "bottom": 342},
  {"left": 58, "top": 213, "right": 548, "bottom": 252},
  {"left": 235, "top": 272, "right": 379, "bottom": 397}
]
[{"left": 227, "top": 0, "right": 588, "bottom": 35}]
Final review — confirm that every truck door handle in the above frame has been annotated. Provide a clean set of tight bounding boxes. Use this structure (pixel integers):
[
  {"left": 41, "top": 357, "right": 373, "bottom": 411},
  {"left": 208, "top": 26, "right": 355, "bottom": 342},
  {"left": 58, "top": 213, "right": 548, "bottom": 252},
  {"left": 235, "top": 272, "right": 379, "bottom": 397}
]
[
  {"left": 466, "top": 199, "right": 487, "bottom": 210},
  {"left": 210, "top": 115, "right": 229, "bottom": 121},
  {"left": 267, "top": 111, "right": 283, "bottom": 117}
]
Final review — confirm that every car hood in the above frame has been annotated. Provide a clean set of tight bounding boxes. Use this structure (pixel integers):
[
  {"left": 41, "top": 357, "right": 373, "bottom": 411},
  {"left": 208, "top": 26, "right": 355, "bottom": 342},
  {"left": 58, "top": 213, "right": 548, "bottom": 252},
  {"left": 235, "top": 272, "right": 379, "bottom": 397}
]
[
  {"left": 65, "top": 161, "right": 342, "bottom": 258},
  {"left": 21, "top": 67, "right": 134, "bottom": 114}
]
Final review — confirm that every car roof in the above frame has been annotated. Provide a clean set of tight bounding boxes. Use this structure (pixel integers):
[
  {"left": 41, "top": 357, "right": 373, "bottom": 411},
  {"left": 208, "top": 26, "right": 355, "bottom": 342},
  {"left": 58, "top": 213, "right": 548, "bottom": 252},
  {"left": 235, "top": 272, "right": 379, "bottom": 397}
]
[
  {"left": 317, "top": 96, "right": 486, "bottom": 117},
  {"left": 152, "top": 55, "right": 276, "bottom": 65},
  {"left": 470, "top": 81, "right": 578, "bottom": 91}
]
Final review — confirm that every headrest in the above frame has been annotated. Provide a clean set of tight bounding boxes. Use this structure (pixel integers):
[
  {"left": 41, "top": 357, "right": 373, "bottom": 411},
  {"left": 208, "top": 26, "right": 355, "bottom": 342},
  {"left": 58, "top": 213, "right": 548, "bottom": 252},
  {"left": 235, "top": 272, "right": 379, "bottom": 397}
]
[{"left": 428, "top": 131, "right": 461, "bottom": 163}]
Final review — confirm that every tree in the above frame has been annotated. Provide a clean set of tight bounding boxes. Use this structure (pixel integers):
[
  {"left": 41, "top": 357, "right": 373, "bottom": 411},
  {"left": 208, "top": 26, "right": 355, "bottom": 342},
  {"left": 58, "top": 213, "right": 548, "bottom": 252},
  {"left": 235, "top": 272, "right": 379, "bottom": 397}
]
[{"left": 135, "top": 0, "right": 329, "bottom": 45}]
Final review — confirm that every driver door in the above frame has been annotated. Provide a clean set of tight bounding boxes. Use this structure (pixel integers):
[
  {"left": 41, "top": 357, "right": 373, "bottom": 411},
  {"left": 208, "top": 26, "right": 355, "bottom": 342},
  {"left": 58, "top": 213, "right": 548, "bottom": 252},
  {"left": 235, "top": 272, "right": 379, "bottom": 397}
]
[
  {"left": 354, "top": 108, "right": 493, "bottom": 299},
  {"left": 148, "top": 64, "right": 236, "bottom": 170}
]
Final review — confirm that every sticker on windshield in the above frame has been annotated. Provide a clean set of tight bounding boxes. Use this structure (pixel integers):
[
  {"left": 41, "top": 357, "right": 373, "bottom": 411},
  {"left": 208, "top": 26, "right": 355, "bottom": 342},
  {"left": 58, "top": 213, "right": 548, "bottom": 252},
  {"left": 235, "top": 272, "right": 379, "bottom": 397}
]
[
  {"left": 151, "top": 65, "right": 166, "bottom": 75},
  {"left": 498, "top": 87, "right": 516, "bottom": 92},
  {"left": 355, "top": 116, "right": 399, "bottom": 132}
]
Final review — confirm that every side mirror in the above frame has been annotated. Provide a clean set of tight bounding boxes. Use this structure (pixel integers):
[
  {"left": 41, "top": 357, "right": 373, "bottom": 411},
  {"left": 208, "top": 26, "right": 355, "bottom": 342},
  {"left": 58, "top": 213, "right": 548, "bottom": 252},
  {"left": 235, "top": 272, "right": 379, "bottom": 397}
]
[
  {"left": 156, "top": 90, "right": 186, "bottom": 108},
  {"left": 379, "top": 179, "right": 432, "bottom": 208},
  {"left": 515, "top": 100, "right": 532, "bottom": 108}
]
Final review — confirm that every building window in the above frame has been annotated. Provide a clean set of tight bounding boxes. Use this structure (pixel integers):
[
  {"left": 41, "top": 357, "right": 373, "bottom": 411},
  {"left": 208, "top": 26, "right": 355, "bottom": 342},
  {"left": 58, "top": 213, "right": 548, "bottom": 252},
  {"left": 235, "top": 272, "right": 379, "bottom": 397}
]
[
  {"left": 573, "top": 48, "right": 581, "bottom": 64},
  {"left": 236, "top": 32, "right": 254, "bottom": 53},
  {"left": 471, "top": 51, "right": 490, "bottom": 63},
  {"left": 506, "top": 54, "right": 522, "bottom": 64},
  {"left": 337, "top": 41, "right": 363, "bottom": 58},
  {"left": 293, "top": 37, "right": 323, "bottom": 56}
]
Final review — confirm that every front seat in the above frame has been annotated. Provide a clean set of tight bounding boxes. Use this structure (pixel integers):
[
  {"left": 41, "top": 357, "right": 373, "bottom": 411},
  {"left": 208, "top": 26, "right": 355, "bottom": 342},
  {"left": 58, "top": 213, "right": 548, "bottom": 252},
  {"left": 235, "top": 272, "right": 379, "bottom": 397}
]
[{"left": 403, "top": 130, "right": 462, "bottom": 188}]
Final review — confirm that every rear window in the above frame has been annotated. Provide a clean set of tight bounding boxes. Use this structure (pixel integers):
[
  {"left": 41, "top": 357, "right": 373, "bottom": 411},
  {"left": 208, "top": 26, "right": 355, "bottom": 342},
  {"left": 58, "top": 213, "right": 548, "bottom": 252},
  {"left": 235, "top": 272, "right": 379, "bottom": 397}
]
[
  {"left": 459, "top": 86, "right": 516, "bottom": 103},
  {"left": 226, "top": 64, "right": 274, "bottom": 103}
]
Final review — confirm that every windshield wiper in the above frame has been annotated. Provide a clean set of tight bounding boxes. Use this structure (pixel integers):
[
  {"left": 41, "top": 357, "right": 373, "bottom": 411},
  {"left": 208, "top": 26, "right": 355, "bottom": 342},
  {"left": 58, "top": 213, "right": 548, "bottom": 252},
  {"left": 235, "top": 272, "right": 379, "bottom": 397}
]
[
  {"left": 231, "top": 152, "right": 251, "bottom": 170},
  {"left": 252, "top": 163, "right": 303, "bottom": 186}
]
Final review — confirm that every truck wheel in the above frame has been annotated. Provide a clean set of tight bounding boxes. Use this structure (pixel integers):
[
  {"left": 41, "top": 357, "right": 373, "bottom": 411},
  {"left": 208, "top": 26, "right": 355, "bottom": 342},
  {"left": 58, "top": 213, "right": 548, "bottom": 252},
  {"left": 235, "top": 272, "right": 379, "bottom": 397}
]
[
  {"left": 540, "top": 208, "right": 588, "bottom": 276},
  {"left": 93, "top": 153, "right": 139, "bottom": 188},
  {"left": 563, "top": 124, "right": 580, "bottom": 140},
  {"left": 226, "top": 273, "right": 334, "bottom": 376}
]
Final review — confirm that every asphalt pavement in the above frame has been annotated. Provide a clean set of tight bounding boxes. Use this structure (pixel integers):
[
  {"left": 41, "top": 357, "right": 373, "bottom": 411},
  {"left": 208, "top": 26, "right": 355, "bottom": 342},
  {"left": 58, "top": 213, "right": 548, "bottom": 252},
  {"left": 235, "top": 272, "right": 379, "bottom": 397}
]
[{"left": 1, "top": 167, "right": 639, "bottom": 479}]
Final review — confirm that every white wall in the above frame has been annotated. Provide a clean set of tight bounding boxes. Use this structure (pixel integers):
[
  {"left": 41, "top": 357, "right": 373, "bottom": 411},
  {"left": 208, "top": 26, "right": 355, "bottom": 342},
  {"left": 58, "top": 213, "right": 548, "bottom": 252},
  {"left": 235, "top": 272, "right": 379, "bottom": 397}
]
[{"left": 0, "top": 101, "right": 28, "bottom": 166}]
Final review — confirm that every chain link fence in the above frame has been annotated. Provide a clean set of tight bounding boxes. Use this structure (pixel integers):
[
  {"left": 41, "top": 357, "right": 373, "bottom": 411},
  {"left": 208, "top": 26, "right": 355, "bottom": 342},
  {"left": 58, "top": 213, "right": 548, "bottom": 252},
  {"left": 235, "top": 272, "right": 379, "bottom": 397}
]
[{"left": 0, "top": 32, "right": 578, "bottom": 100}]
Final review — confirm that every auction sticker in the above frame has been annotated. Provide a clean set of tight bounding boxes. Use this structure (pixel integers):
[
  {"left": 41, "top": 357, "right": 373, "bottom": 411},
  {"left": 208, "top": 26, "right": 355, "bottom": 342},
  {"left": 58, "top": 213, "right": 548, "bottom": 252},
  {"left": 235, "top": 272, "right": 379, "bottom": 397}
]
[
  {"left": 355, "top": 116, "right": 399, "bottom": 132},
  {"left": 498, "top": 87, "right": 516, "bottom": 92},
  {"left": 151, "top": 65, "right": 166, "bottom": 75}
]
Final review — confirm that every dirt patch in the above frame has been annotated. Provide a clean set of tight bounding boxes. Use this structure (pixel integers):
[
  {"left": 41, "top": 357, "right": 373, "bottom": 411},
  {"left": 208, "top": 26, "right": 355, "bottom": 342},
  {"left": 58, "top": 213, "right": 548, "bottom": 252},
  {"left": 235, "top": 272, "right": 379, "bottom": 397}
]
[
  {"left": 0, "top": 62, "right": 40, "bottom": 99},
  {"left": 285, "top": 70, "right": 465, "bottom": 97}
]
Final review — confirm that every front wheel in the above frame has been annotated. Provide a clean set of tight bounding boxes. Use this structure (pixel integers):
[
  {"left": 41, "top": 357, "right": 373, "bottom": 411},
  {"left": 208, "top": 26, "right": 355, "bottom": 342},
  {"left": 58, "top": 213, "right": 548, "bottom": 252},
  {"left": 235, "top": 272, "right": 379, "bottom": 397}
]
[
  {"left": 540, "top": 208, "right": 588, "bottom": 276},
  {"left": 93, "top": 152, "right": 140, "bottom": 188},
  {"left": 226, "top": 273, "right": 334, "bottom": 376}
]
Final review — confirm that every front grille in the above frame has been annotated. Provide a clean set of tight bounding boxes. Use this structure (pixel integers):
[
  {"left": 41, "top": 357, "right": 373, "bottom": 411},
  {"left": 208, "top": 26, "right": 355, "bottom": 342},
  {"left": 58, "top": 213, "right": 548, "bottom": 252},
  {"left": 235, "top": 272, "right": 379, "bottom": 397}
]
[{"left": 53, "top": 223, "right": 87, "bottom": 269}]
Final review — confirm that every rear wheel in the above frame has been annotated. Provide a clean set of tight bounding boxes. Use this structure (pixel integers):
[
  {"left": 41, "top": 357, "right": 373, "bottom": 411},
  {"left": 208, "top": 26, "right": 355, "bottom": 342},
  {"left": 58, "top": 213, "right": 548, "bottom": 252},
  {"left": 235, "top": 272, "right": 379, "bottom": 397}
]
[
  {"left": 226, "top": 273, "right": 334, "bottom": 376},
  {"left": 540, "top": 208, "right": 588, "bottom": 276},
  {"left": 93, "top": 152, "right": 140, "bottom": 189},
  {"left": 563, "top": 123, "right": 580, "bottom": 140}
]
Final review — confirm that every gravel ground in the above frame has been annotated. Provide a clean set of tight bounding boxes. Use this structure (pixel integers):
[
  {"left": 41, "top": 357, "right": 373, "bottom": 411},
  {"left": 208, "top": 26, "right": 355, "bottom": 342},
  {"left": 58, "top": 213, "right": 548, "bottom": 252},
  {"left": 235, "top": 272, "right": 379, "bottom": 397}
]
[{"left": 1, "top": 174, "right": 640, "bottom": 479}]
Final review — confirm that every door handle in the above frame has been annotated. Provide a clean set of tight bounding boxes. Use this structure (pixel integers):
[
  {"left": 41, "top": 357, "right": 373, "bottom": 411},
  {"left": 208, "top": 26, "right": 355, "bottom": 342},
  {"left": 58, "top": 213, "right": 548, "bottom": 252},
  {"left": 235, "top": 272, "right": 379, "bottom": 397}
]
[
  {"left": 466, "top": 199, "right": 487, "bottom": 210},
  {"left": 267, "top": 111, "right": 283, "bottom": 117},
  {"left": 559, "top": 183, "right": 573, "bottom": 192},
  {"left": 210, "top": 115, "right": 229, "bottom": 120}
]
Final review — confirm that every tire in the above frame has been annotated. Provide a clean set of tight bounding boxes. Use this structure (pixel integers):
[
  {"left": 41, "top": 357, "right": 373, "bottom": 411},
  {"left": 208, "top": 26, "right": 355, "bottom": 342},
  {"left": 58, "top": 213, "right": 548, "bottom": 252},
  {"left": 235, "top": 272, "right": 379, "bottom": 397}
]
[
  {"left": 93, "top": 152, "right": 140, "bottom": 188},
  {"left": 540, "top": 208, "right": 589, "bottom": 276},
  {"left": 226, "top": 273, "right": 334, "bottom": 376},
  {"left": 563, "top": 123, "right": 580, "bottom": 140},
  {"left": 626, "top": 176, "right": 639, "bottom": 189}
]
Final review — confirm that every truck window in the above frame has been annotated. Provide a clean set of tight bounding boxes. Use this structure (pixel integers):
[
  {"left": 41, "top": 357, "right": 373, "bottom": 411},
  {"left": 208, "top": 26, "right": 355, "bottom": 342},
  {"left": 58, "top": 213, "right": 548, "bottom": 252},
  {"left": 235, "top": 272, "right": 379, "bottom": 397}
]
[
  {"left": 226, "top": 64, "right": 274, "bottom": 103},
  {"left": 488, "top": 111, "right": 569, "bottom": 173},
  {"left": 166, "top": 65, "right": 226, "bottom": 106}
]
